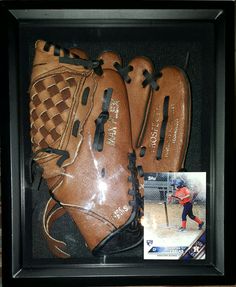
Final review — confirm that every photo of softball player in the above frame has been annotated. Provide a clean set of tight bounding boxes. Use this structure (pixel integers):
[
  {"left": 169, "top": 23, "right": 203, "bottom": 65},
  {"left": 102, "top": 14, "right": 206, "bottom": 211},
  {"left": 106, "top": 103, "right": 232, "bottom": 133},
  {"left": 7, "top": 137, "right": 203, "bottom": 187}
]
[
  {"left": 170, "top": 178, "right": 204, "bottom": 232},
  {"left": 143, "top": 172, "right": 206, "bottom": 260}
]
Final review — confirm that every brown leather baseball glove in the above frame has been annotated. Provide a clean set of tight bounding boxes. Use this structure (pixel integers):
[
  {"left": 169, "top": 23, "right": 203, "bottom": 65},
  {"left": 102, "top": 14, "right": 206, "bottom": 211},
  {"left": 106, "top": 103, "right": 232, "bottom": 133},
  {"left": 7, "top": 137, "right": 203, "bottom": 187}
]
[{"left": 29, "top": 41, "right": 143, "bottom": 258}]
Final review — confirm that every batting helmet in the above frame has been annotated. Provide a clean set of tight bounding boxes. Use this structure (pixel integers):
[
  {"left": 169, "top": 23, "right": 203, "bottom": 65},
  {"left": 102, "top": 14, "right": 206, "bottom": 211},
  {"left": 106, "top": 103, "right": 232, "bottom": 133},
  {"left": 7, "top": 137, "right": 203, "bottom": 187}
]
[{"left": 171, "top": 178, "right": 185, "bottom": 188}]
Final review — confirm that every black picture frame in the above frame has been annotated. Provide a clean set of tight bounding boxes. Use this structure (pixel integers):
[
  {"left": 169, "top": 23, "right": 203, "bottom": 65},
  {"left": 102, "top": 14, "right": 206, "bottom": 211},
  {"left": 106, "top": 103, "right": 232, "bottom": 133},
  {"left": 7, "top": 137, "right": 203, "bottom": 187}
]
[{"left": 0, "top": 1, "right": 235, "bottom": 286}]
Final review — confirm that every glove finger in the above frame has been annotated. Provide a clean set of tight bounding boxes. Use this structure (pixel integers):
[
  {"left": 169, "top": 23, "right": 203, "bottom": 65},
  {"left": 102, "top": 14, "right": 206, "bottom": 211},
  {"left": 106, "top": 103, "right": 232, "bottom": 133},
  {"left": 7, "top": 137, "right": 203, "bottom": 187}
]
[
  {"left": 98, "top": 50, "right": 122, "bottom": 70},
  {"left": 136, "top": 66, "right": 191, "bottom": 173},
  {"left": 125, "top": 56, "right": 154, "bottom": 149}
]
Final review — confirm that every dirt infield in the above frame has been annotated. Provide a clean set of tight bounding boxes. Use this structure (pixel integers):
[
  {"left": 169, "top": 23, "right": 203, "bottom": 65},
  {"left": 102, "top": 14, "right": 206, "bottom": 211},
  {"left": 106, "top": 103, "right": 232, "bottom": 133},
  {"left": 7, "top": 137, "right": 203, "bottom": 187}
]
[{"left": 144, "top": 201, "right": 206, "bottom": 247}]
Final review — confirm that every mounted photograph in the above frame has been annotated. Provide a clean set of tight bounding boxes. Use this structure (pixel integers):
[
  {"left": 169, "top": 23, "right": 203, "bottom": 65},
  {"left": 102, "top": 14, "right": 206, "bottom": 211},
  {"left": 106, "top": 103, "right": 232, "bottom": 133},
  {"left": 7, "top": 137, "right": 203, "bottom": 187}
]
[{"left": 144, "top": 172, "right": 206, "bottom": 260}]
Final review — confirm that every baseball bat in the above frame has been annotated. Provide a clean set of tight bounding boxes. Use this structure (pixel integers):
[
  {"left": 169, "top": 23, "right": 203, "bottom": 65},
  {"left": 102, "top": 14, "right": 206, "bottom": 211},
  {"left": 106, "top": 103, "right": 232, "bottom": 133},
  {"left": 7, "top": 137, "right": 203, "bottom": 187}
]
[
  {"left": 171, "top": 195, "right": 181, "bottom": 200},
  {"left": 164, "top": 201, "right": 169, "bottom": 227}
]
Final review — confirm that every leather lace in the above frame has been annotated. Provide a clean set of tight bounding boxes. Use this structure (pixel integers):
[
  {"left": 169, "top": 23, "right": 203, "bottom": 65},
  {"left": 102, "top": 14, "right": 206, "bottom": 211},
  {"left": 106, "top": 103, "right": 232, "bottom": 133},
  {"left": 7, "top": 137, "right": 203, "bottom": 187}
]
[
  {"left": 127, "top": 152, "right": 143, "bottom": 229},
  {"left": 29, "top": 147, "right": 69, "bottom": 192},
  {"left": 43, "top": 41, "right": 104, "bottom": 75},
  {"left": 142, "top": 70, "right": 162, "bottom": 91},
  {"left": 93, "top": 88, "right": 113, "bottom": 152},
  {"left": 113, "top": 62, "right": 133, "bottom": 83}
]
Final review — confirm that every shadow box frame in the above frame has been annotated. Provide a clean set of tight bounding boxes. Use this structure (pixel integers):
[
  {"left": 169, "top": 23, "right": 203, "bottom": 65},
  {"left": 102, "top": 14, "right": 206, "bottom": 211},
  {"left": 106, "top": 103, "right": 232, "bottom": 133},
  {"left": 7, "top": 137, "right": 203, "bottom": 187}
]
[{"left": 0, "top": 1, "right": 235, "bottom": 286}]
